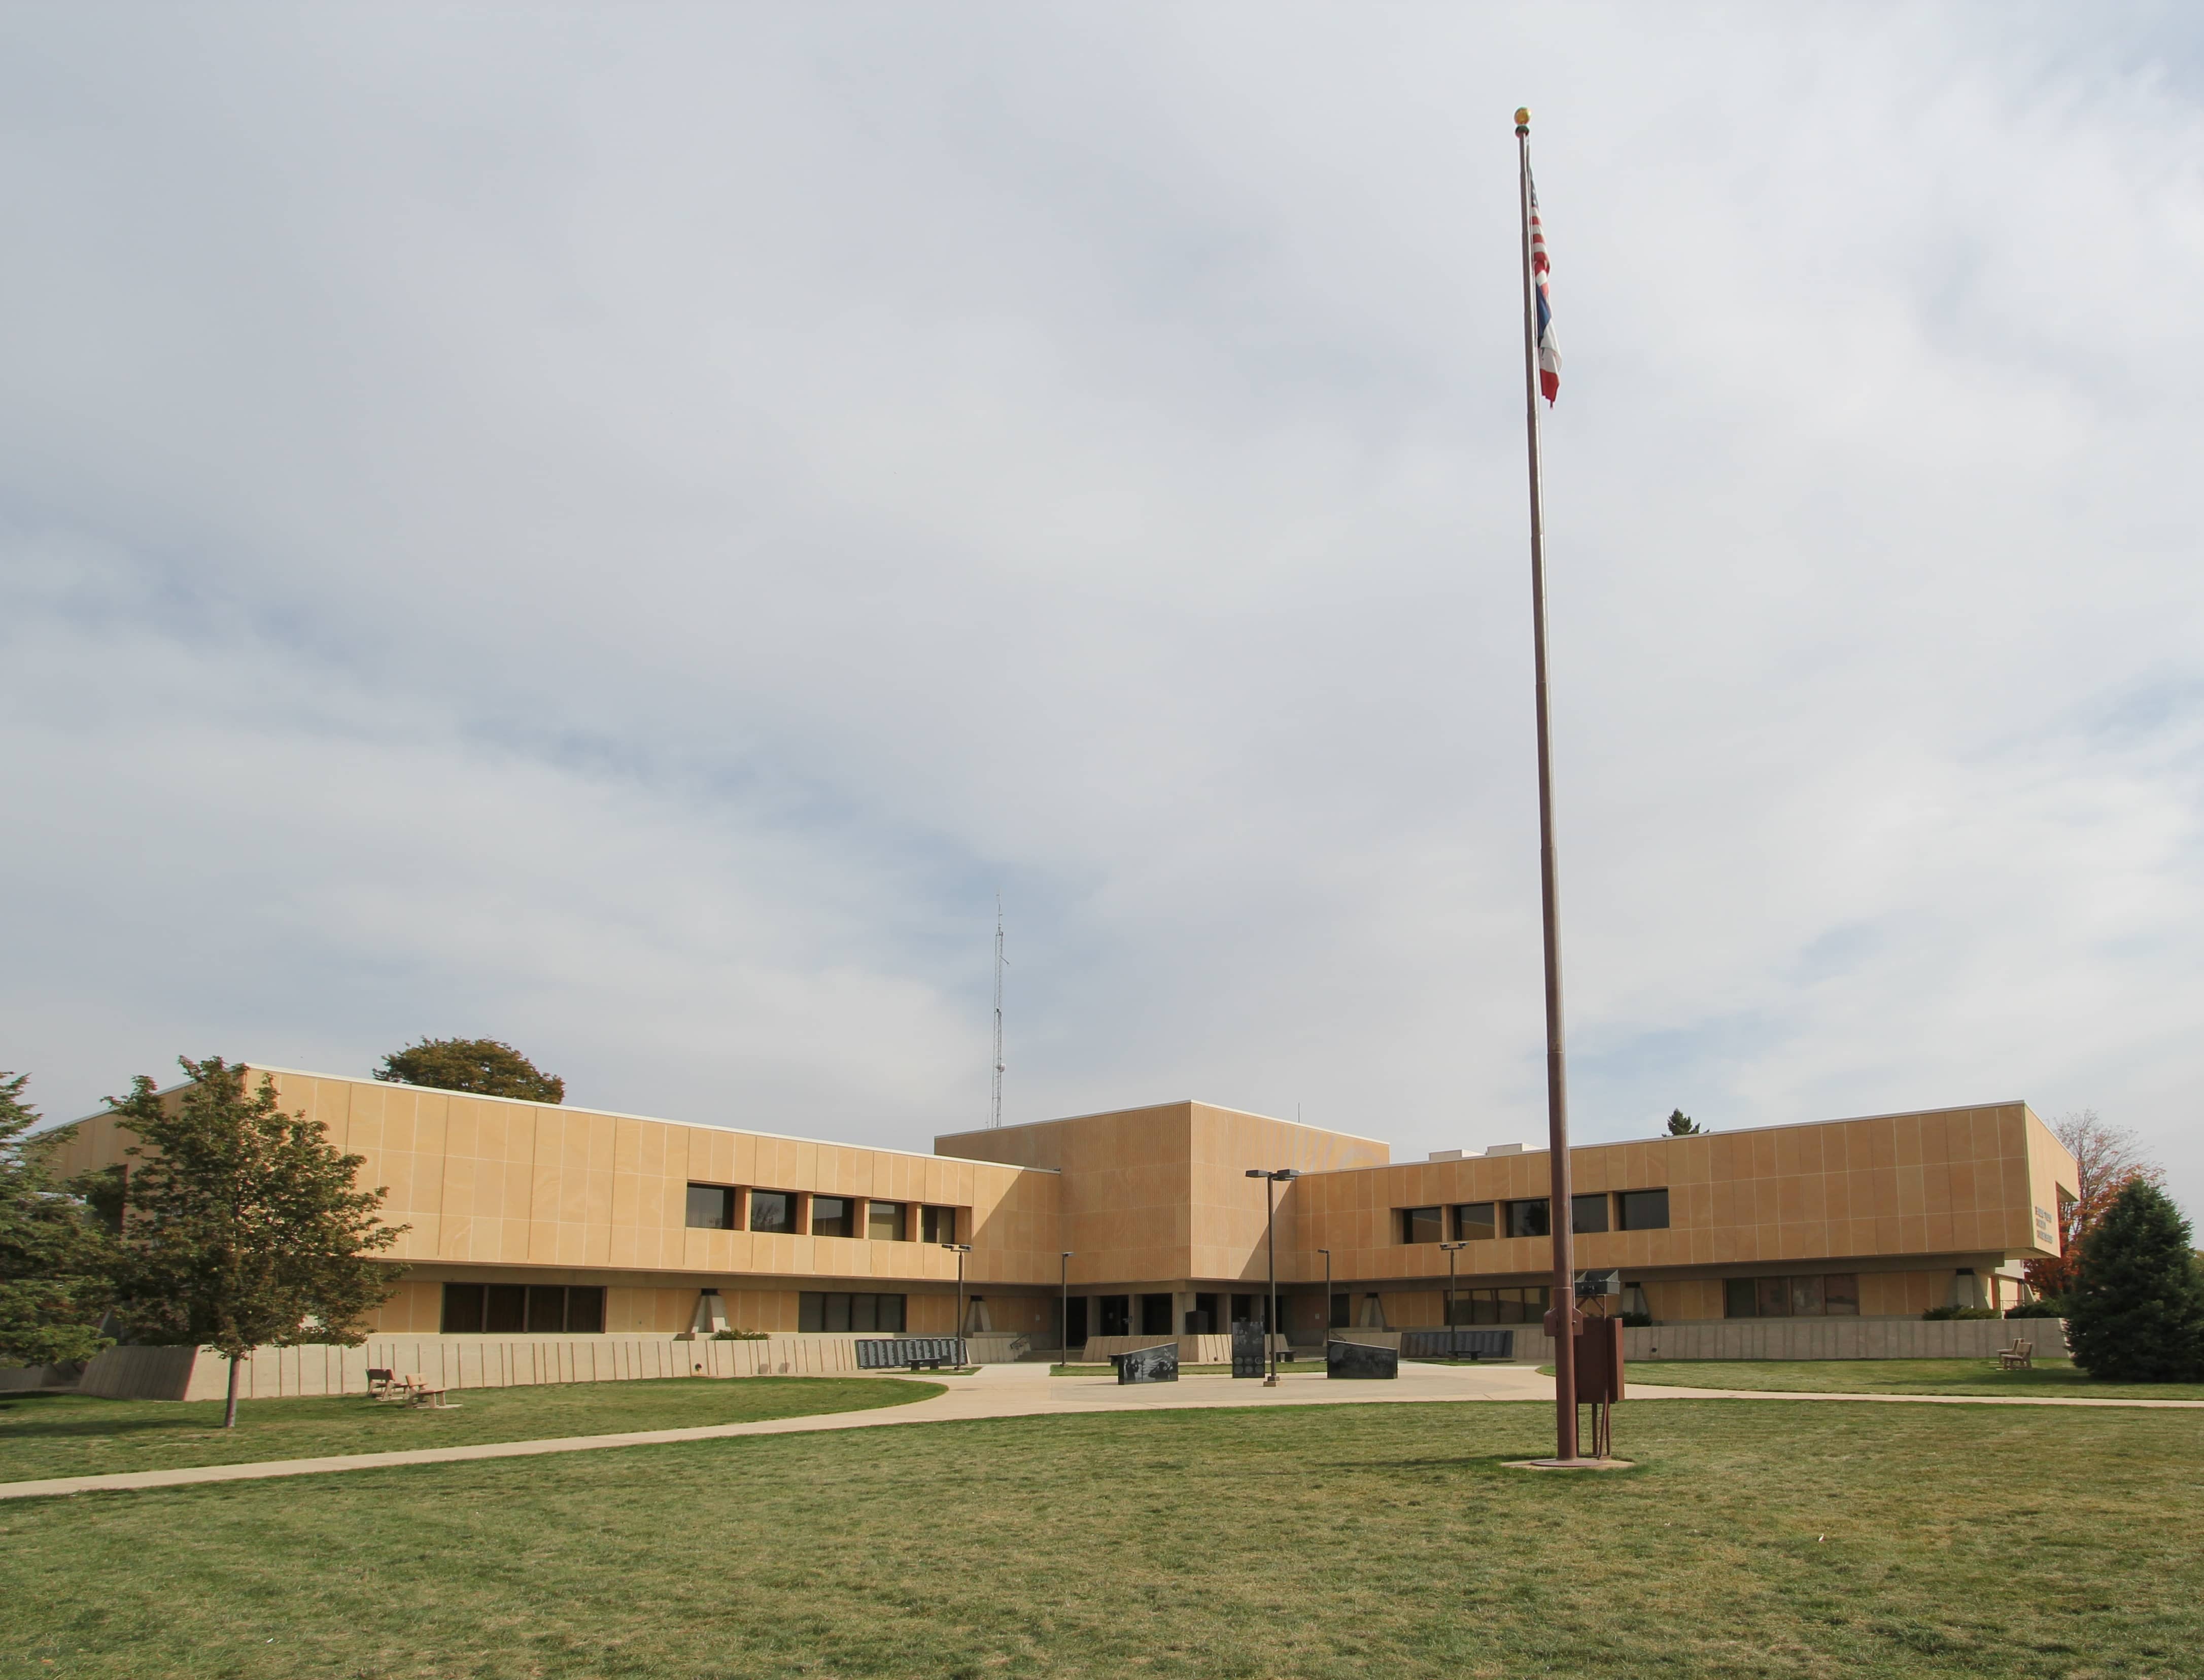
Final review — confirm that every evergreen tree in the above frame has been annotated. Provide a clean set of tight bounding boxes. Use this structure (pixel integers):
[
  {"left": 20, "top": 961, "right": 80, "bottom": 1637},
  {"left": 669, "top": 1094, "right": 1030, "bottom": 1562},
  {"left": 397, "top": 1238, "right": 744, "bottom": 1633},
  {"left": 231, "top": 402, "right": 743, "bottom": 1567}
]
[
  {"left": 2063, "top": 1180, "right": 2204, "bottom": 1383},
  {"left": 375, "top": 1038, "right": 564, "bottom": 1103},
  {"left": 0, "top": 1072, "right": 115, "bottom": 1367},
  {"left": 1665, "top": 1109, "right": 1703, "bottom": 1136},
  {"left": 106, "top": 1057, "right": 407, "bottom": 1427}
]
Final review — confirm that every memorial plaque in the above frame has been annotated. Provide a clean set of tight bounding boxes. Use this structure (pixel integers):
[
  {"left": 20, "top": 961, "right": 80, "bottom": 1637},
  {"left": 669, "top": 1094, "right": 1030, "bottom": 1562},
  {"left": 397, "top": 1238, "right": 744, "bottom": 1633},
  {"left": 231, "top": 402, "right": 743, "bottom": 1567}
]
[
  {"left": 854, "top": 1337, "right": 964, "bottom": 1370},
  {"left": 1400, "top": 1328, "right": 1514, "bottom": 1362},
  {"left": 1110, "top": 1342, "right": 1180, "bottom": 1384},
  {"left": 1231, "top": 1318, "right": 1267, "bottom": 1379},
  {"left": 1326, "top": 1339, "right": 1400, "bottom": 1380}
]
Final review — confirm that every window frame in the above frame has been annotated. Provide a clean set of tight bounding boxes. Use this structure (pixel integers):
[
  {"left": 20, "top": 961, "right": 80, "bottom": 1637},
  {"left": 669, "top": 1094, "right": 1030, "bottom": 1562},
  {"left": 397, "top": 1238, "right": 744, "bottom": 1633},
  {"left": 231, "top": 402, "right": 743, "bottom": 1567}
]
[
  {"left": 685, "top": 1183, "right": 736, "bottom": 1231},
  {"left": 1616, "top": 1188, "right": 1670, "bottom": 1231},
  {"left": 1452, "top": 1202, "right": 1497, "bottom": 1241},
  {"left": 1506, "top": 1198, "right": 1552, "bottom": 1239},
  {"left": 1399, "top": 1205, "right": 1443, "bottom": 1244}
]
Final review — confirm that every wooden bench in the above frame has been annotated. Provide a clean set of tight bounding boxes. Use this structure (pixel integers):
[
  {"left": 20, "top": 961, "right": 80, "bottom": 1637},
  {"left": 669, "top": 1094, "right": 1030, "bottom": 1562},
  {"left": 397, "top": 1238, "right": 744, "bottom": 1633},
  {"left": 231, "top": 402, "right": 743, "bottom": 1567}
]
[{"left": 1998, "top": 1339, "right": 2034, "bottom": 1371}]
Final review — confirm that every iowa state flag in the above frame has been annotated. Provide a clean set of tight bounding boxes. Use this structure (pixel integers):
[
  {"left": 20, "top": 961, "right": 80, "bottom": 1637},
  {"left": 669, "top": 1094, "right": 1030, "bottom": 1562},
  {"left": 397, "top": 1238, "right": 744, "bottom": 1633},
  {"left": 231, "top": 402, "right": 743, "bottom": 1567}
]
[{"left": 1529, "top": 172, "right": 1561, "bottom": 403}]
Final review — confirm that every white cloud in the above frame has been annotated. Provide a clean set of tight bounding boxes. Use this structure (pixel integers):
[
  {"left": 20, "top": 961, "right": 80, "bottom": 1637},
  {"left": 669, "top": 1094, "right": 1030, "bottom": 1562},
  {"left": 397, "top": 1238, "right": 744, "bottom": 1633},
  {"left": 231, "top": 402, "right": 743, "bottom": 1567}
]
[{"left": 1, "top": 4, "right": 2198, "bottom": 1216}]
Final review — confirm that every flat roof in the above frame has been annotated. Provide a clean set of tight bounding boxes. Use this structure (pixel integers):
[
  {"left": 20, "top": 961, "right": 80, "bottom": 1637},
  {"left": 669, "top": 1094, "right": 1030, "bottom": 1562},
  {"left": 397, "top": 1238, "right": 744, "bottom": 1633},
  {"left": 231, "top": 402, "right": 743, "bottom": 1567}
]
[
  {"left": 67, "top": 1063, "right": 1061, "bottom": 1174},
  {"left": 937, "top": 1099, "right": 1391, "bottom": 1149}
]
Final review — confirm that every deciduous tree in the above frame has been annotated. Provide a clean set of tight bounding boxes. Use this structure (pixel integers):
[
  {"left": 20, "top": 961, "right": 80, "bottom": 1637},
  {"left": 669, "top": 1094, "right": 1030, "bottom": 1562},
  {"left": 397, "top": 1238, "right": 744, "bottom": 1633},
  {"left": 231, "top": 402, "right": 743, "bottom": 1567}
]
[
  {"left": 2063, "top": 1180, "right": 2204, "bottom": 1383},
  {"left": 2024, "top": 1110, "right": 2165, "bottom": 1303},
  {"left": 0, "top": 1073, "right": 115, "bottom": 1367},
  {"left": 106, "top": 1057, "right": 406, "bottom": 1427},
  {"left": 375, "top": 1038, "right": 564, "bottom": 1103}
]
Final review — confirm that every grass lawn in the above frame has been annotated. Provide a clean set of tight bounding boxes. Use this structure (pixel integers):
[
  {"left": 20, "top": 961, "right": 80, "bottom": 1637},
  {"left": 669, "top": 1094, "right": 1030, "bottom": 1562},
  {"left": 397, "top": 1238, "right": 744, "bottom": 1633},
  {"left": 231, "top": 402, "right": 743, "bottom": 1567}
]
[
  {"left": 1625, "top": 1358, "right": 2204, "bottom": 1401},
  {"left": 0, "top": 1377, "right": 937, "bottom": 1483},
  {"left": 4, "top": 1400, "right": 2200, "bottom": 1677}
]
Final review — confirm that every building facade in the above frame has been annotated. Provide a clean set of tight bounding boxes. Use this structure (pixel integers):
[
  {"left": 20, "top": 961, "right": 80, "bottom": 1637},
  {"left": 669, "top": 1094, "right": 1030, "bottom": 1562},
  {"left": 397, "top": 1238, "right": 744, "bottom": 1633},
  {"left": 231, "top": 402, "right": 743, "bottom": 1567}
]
[{"left": 52, "top": 1066, "right": 2079, "bottom": 1347}]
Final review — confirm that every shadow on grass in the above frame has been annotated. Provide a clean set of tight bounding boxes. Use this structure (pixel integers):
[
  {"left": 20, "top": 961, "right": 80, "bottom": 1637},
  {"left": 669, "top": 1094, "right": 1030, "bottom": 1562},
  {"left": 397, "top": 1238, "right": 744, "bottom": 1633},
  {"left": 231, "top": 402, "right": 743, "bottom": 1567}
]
[{"left": 0, "top": 1394, "right": 247, "bottom": 1442}]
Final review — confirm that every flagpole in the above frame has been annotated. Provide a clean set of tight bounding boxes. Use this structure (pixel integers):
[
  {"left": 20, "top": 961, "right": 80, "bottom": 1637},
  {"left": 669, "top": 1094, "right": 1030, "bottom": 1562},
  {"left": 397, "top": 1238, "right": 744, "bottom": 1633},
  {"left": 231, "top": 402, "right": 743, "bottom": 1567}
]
[{"left": 1514, "top": 106, "right": 1581, "bottom": 1463}]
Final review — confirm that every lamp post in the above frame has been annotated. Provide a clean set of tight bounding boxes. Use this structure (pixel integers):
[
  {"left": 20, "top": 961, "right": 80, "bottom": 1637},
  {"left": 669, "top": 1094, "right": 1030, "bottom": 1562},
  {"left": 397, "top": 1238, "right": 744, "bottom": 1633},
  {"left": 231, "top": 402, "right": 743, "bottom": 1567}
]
[
  {"left": 1440, "top": 1241, "right": 1468, "bottom": 1351},
  {"left": 1059, "top": 1250, "right": 1075, "bottom": 1364},
  {"left": 942, "top": 1242, "right": 972, "bottom": 1358},
  {"left": 1245, "top": 1168, "right": 1301, "bottom": 1385}
]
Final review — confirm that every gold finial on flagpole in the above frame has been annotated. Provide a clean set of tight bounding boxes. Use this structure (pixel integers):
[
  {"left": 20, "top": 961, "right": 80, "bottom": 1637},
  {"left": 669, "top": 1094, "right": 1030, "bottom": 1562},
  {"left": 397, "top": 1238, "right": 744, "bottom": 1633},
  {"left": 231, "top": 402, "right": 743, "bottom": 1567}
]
[{"left": 1514, "top": 107, "right": 1531, "bottom": 132}]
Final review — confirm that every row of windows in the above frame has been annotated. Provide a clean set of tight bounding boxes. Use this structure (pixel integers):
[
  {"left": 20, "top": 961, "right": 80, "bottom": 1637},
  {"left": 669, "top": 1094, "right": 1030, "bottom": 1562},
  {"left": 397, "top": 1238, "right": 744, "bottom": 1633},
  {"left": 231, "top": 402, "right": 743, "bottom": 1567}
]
[
  {"left": 1398, "top": 1189, "right": 1669, "bottom": 1244},
  {"left": 1724, "top": 1274, "right": 1860, "bottom": 1318},
  {"left": 684, "top": 1183, "right": 959, "bottom": 1244},
  {"left": 797, "top": 1292, "right": 908, "bottom": 1333},
  {"left": 439, "top": 1283, "right": 606, "bottom": 1335}
]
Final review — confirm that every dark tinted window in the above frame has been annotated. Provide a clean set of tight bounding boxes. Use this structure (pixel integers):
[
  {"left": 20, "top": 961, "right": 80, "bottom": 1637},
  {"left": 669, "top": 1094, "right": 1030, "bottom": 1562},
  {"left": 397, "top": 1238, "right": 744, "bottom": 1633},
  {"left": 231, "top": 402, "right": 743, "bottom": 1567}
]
[
  {"left": 567, "top": 1287, "right": 605, "bottom": 1333},
  {"left": 1400, "top": 1206, "right": 1443, "bottom": 1244},
  {"left": 1725, "top": 1277, "right": 1757, "bottom": 1318},
  {"left": 440, "top": 1283, "right": 485, "bottom": 1334},
  {"left": 1617, "top": 1189, "right": 1670, "bottom": 1230},
  {"left": 1507, "top": 1199, "right": 1552, "bottom": 1238},
  {"left": 921, "top": 1205, "right": 958, "bottom": 1244},
  {"left": 485, "top": 1283, "right": 528, "bottom": 1334},
  {"left": 1571, "top": 1194, "right": 1609, "bottom": 1234},
  {"left": 811, "top": 1196, "right": 854, "bottom": 1238},
  {"left": 1823, "top": 1274, "right": 1859, "bottom": 1315},
  {"left": 799, "top": 1292, "right": 906, "bottom": 1333},
  {"left": 1140, "top": 1293, "right": 1174, "bottom": 1335},
  {"left": 686, "top": 1184, "right": 735, "bottom": 1229},
  {"left": 527, "top": 1285, "right": 567, "bottom": 1333},
  {"left": 749, "top": 1191, "right": 794, "bottom": 1234},
  {"left": 867, "top": 1200, "right": 907, "bottom": 1241},
  {"left": 1329, "top": 1291, "right": 1349, "bottom": 1329},
  {"left": 1098, "top": 1295, "right": 1130, "bottom": 1337},
  {"left": 1755, "top": 1276, "right": 1788, "bottom": 1317},
  {"left": 1453, "top": 1202, "right": 1496, "bottom": 1241}
]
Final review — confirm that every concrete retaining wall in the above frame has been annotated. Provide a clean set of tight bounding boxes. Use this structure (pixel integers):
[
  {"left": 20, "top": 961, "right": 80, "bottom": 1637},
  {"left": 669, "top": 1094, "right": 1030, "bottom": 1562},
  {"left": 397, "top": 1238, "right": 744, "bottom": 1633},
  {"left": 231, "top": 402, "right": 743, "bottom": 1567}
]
[
  {"left": 1495, "top": 1317, "right": 2068, "bottom": 1366},
  {"left": 70, "top": 1333, "right": 925, "bottom": 1403},
  {"left": 1080, "top": 1334, "right": 1288, "bottom": 1365}
]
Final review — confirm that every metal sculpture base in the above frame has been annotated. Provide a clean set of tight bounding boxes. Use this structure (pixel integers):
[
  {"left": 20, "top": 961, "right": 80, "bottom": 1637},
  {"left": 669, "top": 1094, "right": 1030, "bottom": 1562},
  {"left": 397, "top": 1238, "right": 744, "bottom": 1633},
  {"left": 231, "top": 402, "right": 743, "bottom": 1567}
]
[{"left": 1503, "top": 1458, "right": 1636, "bottom": 1472}]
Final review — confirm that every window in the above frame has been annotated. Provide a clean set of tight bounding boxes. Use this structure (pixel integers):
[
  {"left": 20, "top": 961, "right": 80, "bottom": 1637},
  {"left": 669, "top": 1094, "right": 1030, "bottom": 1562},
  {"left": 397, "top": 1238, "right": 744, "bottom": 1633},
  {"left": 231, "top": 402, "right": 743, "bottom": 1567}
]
[
  {"left": 1329, "top": 1292, "right": 1350, "bottom": 1329},
  {"left": 1450, "top": 1286, "right": 1551, "bottom": 1325},
  {"left": 1400, "top": 1206, "right": 1443, "bottom": 1244},
  {"left": 685, "top": 1184, "right": 735, "bottom": 1230},
  {"left": 811, "top": 1196, "right": 854, "bottom": 1238},
  {"left": 749, "top": 1191, "right": 794, "bottom": 1234},
  {"left": 921, "top": 1205, "right": 958, "bottom": 1244},
  {"left": 867, "top": 1200, "right": 908, "bottom": 1241},
  {"left": 1617, "top": 1189, "right": 1670, "bottom": 1231},
  {"left": 1571, "top": 1194, "right": 1609, "bottom": 1234},
  {"left": 441, "top": 1283, "right": 604, "bottom": 1335},
  {"left": 1506, "top": 1198, "right": 1552, "bottom": 1238},
  {"left": 1725, "top": 1274, "right": 1861, "bottom": 1318},
  {"left": 1140, "top": 1293, "right": 1174, "bottom": 1335},
  {"left": 1098, "top": 1294, "right": 1130, "bottom": 1337},
  {"left": 798, "top": 1292, "right": 907, "bottom": 1333},
  {"left": 1452, "top": 1202, "right": 1496, "bottom": 1241},
  {"left": 1188, "top": 1292, "right": 1219, "bottom": 1335},
  {"left": 1064, "top": 1297, "right": 1088, "bottom": 1346}
]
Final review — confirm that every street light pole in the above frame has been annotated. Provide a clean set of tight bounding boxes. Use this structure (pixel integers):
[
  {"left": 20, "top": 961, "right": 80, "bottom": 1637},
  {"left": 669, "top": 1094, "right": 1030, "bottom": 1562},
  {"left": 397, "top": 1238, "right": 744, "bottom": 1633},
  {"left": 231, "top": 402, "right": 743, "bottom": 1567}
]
[
  {"left": 1246, "top": 1168, "right": 1300, "bottom": 1385},
  {"left": 1060, "top": 1250, "right": 1074, "bottom": 1364},
  {"left": 942, "top": 1242, "right": 972, "bottom": 1360},
  {"left": 1440, "top": 1241, "right": 1468, "bottom": 1351}
]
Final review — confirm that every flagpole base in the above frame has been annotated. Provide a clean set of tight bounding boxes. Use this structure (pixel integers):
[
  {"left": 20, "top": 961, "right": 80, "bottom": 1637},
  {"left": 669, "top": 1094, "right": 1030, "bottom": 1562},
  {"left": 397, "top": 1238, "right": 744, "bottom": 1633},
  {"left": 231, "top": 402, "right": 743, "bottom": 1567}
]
[{"left": 1503, "top": 1457, "right": 1636, "bottom": 1472}]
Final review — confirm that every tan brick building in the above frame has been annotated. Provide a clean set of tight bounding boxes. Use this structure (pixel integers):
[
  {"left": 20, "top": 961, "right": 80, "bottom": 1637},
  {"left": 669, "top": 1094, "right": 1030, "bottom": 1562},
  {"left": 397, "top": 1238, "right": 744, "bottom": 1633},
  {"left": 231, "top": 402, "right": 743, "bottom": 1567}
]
[{"left": 51, "top": 1066, "right": 2078, "bottom": 1348}]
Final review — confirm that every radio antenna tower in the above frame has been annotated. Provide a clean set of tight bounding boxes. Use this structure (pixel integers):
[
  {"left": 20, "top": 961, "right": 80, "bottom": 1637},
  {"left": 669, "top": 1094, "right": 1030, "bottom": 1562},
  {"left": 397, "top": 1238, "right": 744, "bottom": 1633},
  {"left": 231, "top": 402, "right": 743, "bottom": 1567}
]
[{"left": 989, "top": 894, "right": 1007, "bottom": 1128}]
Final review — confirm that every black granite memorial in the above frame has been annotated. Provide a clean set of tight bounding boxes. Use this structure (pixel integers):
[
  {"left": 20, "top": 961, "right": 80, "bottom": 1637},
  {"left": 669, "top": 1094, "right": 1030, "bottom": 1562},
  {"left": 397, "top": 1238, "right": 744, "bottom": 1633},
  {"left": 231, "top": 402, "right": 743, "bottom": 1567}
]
[
  {"left": 854, "top": 1337, "right": 964, "bottom": 1371},
  {"left": 1110, "top": 1342, "right": 1180, "bottom": 1384},
  {"left": 1231, "top": 1318, "right": 1267, "bottom": 1379},
  {"left": 1326, "top": 1339, "right": 1400, "bottom": 1379},
  {"left": 1399, "top": 1328, "right": 1515, "bottom": 1361}
]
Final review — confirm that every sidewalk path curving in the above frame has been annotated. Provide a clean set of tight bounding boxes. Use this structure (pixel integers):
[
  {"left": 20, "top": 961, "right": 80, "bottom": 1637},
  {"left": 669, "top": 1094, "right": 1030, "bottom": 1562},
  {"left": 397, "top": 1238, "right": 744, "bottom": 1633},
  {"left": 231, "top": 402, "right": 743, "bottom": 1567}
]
[{"left": 6, "top": 1360, "right": 2195, "bottom": 1502}]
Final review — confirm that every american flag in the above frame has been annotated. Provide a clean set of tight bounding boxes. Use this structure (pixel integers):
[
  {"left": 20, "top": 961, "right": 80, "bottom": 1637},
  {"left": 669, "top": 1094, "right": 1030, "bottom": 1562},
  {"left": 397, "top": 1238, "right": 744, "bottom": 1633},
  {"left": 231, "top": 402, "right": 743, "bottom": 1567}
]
[{"left": 1529, "top": 171, "right": 1561, "bottom": 403}]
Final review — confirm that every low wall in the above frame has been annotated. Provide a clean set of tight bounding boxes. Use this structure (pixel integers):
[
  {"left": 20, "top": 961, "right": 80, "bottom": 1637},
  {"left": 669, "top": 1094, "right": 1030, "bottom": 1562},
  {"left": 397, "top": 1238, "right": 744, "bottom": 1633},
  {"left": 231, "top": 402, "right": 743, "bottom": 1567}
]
[
  {"left": 1080, "top": 1334, "right": 1288, "bottom": 1365},
  {"left": 1424, "top": 1317, "right": 2068, "bottom": 1366},
  {"left": 72, "top": 1333, "right": 926, "bottom": 1403}
]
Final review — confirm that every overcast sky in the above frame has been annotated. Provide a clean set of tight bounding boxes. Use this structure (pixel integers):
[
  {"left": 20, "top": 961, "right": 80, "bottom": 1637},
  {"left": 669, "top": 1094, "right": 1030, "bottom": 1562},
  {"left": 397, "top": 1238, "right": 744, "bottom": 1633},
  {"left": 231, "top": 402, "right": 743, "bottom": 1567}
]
[{"left": 4, "top": 5, "right": 2198, "bottom": 1215}]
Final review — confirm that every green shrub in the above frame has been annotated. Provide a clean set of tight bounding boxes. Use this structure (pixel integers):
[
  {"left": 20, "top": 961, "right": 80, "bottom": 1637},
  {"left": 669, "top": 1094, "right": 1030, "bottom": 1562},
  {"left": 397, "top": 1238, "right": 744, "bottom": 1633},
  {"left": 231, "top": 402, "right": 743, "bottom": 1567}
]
[
  {"left": 2005, "top": 1299, "right": 2066, "bottom": 1319},
  {"left": 713, "top": 1328, "right": 769, "bottom": 1341},
  {"left": 1620, "top": 1312, "right": 1652, "bottom": 1327},
  {"left": 1922, "top": 1306, "right": 1999, "bottom": 1321}
]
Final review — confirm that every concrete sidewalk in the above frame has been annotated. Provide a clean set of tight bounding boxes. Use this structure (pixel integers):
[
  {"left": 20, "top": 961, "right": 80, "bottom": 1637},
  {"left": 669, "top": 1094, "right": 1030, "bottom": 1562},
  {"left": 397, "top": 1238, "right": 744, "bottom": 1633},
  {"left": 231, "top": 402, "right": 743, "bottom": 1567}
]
[{"left": 6, "top": 1360, "right": 2195, "bottom": 1502}]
